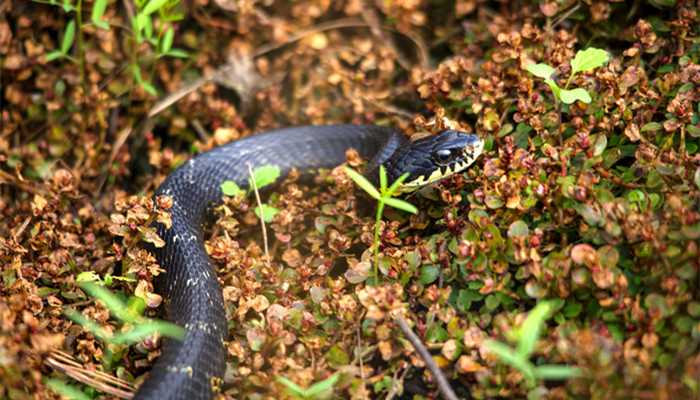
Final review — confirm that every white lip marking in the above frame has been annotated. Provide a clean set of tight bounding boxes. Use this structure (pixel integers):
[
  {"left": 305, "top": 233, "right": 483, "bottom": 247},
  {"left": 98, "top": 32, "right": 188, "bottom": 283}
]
[{"left": 397, "top": 139, "right": 484, "bottom": 193}]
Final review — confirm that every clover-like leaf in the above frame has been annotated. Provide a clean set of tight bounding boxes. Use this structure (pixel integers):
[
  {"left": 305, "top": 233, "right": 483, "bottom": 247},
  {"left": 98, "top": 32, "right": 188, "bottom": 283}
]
[
  {"left": 559, "top": 88, "right": 592, "bottom": 104},
  {"left": 526, "top": 63, "right": 556, "bottom": 79},
  {"left": 250, "top": 165, "right": 281, "bottom": 189},
  {"left": 570, "top": 48, "right": 609, "bottom": 75},
  {"left": 254, "top": 204, "right": 279, "bottom": 223},
  {"left": 221, "top": 180, "right": 243, "bottom": 197}
]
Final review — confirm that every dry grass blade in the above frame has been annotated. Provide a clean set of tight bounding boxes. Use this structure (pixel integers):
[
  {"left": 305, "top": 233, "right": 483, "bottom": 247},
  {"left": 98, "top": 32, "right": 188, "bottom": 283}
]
[
  {"left": 147, "top": 76, "right": 210, "bottom": 119},
  {"left": 247, "top": 163, "right": 271, "bottom": 266},
  {"left": 45, "top": 350, "right": 136, "bottom": 399}
]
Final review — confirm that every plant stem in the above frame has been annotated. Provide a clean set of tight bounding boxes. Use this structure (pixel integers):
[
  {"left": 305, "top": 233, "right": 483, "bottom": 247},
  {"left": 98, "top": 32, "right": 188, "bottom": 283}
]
[
  {"left": 373, "top": 201, "right": 385, "bottom": 282},
  {"left": 395, "top": 316, "right": 459, "bottom": 400},
  {"left": 247, "top": 163, "right": 271, "bottom": 266},
  {"left": 75, "top": 0, "right": 87, "bottom": 101},
  {"left": 564, "top": 73, "right": 573, "bottom": 90}
]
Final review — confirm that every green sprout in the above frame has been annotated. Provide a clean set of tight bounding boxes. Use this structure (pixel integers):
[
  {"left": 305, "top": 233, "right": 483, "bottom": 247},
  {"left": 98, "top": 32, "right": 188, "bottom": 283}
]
[
  {"left": 36, "top": 0, "right": 187, "bottom": 96},
  {"left": 129, "top": 0, "right": 188, "bottom": 95},
  {"left": 65, "top": 281, "right": 184, "bottom": 370},
  {"left": 276, "top": 373, "right": 339, "bottom": 400},
  {"left": 220, "top": 164, "right": 282, "bottom": 223},
  {"left": 45, "top": 378, "right": 91, "bottom": 400},
  {"left": 526, "top": 47, "right": 609, "bottom": 104},
  {"left": 484, "top": 301, "right": 581, "bottom": 397},
  {"left": 344, "top": 165, "right": 417, "bottom": 282}
]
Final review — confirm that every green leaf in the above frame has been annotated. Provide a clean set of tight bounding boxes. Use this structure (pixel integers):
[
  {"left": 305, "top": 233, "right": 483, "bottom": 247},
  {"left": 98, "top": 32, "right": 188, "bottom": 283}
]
[
  {"left": 45, "top": 50, "right": 65, "bottom": 62},
  {"left": 379, "top": 164, "right": 388, "bottom": 191},
  {"left": 61, "top": 0, "right": 75, "bottom": 12},
  {"left": 507, "top": 220, "right": 529, "bottom": 238},
  {"left": 221, "top": 180, "right": 243, "bottom": 197},
  {"left": 165, "top": 48, "right": 189, "bottom": 58},
  {"left": 134, "top": 13, "right": 149, "bottom": 41},
  {"left": 140, "top": 80, "right": 158, "bottom": 96},
  {"left": 593, "top": 134, "right": 607, "bottom": 156},
  {"left": 161, "top": 26, "right": 174, "bottom": 53},
  {"left": 383, "top": 197, "right": 418, "bottom": 214},
  {"left": 60, "top": 19, "right": 76, "bottom": 54},
  {"left": 419, "top": 265, "right": 440, "bottom": 284},
  {"left": 276, "top": 376, "right": 307, "bottom": 397},
  {"left": 526, "top": 63, "right": 556, "bottom": 79},
  {"left": 305, "top": 374, "right": 340, "bottom": 397},
  {"left": 91, "top": 0, "right": 110, "bottom": 30},
  {"left": 126, "top": 296, "right": 146, "bottom": 318},
  {"left": 641, "top": 122, "right": 662, "bottom": 132},
  {"left": 694, "top": 167, "right": 700, "bottom": 190},
  {"left": 76, "top": 271, "right": 102, "bottom": 284},
  {"left": 344, "top": 166, "right": 380, "bottom": 200},
  {"left": 533, "top": 365, "right": 582, "bottom": 380},
  {"left": 559, "top": 88, "right": 591, "bottom": 104},
  {"left": 46, "top": 379, "right": 91, "bottom": 400},
  {"left": 141, "top": 0, "right": 169, "bottom": 15},
  {"left": 484, "top": 340, "right": 536, "bottom": 383},
  {"left": 425, "top": 324, "right": 449, "bottom": 343},
  {"left": 250, "top": 165, "right": 281, "bottom": 189},
  {"left": 64, "top": 308, "right": 111, "bottom": 341},
  {"left": 485, "top": 294, "right": 501, "bottom": 311},
  {"left": 254, "top": 204, "right": 279, "bottom": 223},
  {"left": 386, "top": 171, "right": 410, "bottom": 196},
  {"left": 111, "top": 321, "right": 185, "bottom": 344},
  {"left": 516, "top": 301, "right": 552, "bottom": 358},
  {"left": 570, "top": 48, "right": 609, "bottom": 75},
  {"left": 79, "top": 282, "right": 132, "bottom": 322}
]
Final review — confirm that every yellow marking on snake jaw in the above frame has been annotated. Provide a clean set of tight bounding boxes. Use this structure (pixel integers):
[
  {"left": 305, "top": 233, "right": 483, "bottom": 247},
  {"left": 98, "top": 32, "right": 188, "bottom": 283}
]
[{"left": 398, "top": 140, "right": 484, "bottom": 193}]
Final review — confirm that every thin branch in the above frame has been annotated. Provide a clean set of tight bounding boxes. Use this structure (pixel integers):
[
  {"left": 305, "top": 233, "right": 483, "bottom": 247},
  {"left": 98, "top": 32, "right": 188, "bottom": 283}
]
[
  {"left": 247, "top": 163, "right": 271, "bottom": 265},
  {"left": 394, "top": 316, "right": 458, "bottom": 400}
]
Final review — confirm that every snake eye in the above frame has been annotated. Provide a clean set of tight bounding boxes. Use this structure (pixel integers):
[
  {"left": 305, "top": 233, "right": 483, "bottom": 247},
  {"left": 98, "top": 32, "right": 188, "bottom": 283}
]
[{"left": 433, "top": 149, "right": 453, "bottom": 165}]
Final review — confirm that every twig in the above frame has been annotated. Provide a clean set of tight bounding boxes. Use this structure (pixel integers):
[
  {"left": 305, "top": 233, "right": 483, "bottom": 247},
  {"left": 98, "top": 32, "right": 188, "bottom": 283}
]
[
  {"left": 190, "top": 119, "right": 209, "bottom": 142},
  {"left": 95, "top": 125, "right": 134, "bottom": 195},
  {"left": 0, "top": 169, "right": 45, "bottom": 195},
  {"left": 394, "top": 316, "right": 458, "bottom": 400},
  {"left": 552, "top": 3, "right": 581, "bottom": 29},
  {"left": 45, "top": 350, "right": 135, "bottom": 399},
  {"left": 246, "top": 163, "right": 271, "bottom": 265}
]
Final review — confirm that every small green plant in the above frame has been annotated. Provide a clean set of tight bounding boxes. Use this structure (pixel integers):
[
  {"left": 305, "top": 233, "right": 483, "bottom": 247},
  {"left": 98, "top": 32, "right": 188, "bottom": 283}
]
[
  {"left": 526, "top": 47, "right": 609, "bottom": 104},
  {"left": 45, "top": 19, "right": 77, "bottom": 62},
  {"left": 276, "top": 373, "right": 339, "bottom": 400},
  {"left": 37, "top": 0, "right": 187, "bottom": 96},
  {"left": 65, "top": 281, "right": 185, "bottom": 369},
  {"left": 484, "top": 301, "right": 581, "bottom": 397},
  {"left": 343, "top": 165, "right": 417, "bottom": 282},
  {"left": 45, "top": 378, "right": 91, "bottom": 400},
  {"left": 129, "top": 0, "right": 188, "bottom": 95},
  {"left": 220, "top": 165, "right": 282, "bottom": 223}
]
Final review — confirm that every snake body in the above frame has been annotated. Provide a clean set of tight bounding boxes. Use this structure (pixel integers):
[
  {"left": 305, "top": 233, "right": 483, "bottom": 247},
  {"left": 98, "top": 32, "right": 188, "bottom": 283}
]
[{"left": 136, "top": 125, "right": 482, "bottom": 399}]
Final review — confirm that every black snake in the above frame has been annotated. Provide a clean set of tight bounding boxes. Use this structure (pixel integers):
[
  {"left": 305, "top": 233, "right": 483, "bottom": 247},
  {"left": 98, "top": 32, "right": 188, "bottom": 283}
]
[{"left": 136, "top": 125, "right": 484, "bottom": 399}]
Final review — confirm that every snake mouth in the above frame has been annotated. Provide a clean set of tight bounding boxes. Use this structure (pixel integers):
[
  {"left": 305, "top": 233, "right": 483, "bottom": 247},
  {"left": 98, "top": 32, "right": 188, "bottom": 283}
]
[{"left": 398, "top": 135, "right": 484, "bottom": 193}]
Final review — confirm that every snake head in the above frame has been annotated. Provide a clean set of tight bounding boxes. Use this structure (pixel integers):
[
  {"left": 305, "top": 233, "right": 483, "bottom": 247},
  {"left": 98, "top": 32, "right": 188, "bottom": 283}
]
[{"left": 385, "top": 130, "right": 484, "bottom": 194}]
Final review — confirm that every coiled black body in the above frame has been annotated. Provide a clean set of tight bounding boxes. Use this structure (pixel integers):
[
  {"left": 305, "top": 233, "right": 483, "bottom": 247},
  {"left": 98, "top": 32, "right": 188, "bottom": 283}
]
[{"left": 136, "top": 125, "right": 407, "bottom": 399}]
